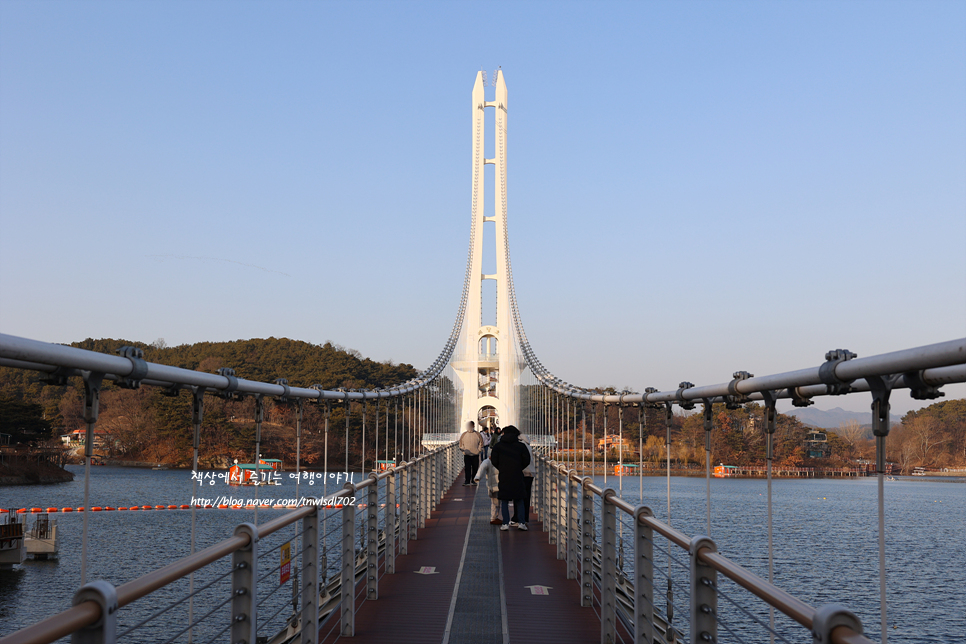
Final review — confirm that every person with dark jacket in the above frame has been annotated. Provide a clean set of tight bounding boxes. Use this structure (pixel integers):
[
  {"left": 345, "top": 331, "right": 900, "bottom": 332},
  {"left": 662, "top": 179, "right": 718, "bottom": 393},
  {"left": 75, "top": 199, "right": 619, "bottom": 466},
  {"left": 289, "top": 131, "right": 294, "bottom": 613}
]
[{"left": 488, "top": 425, "right": 531, "bottom": 531}]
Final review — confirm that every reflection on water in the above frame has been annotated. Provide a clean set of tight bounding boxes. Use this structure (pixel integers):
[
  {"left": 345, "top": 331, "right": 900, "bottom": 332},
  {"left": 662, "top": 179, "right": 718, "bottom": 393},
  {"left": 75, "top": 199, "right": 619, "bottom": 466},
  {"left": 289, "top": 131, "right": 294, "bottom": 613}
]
[{"left": 1, "top": 467, "right": 964, "bottom": 641}]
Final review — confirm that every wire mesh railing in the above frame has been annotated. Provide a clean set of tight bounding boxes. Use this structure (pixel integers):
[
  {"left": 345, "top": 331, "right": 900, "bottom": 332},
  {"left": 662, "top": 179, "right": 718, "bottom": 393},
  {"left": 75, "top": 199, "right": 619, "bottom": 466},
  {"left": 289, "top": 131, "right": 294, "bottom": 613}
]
[
  {"left": 1, "top": 443, "right": 460, "bottom": 644},
  {"left": 535, "top": 453, "right": 874, "bottom": 644}
]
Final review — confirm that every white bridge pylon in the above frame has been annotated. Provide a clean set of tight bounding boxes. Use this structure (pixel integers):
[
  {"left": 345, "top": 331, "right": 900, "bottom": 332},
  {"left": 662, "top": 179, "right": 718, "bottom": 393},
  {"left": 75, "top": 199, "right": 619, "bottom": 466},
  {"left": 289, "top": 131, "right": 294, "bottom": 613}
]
[{"left": 451, "top": 69, "right": 524, "bottom": 434}]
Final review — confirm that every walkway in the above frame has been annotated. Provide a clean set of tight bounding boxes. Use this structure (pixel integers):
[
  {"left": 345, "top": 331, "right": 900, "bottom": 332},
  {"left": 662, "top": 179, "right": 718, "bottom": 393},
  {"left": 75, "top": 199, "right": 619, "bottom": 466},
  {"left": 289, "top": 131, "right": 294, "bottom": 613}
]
[{"left": 319, "top": 474, "right": 603, "bottom": 643}]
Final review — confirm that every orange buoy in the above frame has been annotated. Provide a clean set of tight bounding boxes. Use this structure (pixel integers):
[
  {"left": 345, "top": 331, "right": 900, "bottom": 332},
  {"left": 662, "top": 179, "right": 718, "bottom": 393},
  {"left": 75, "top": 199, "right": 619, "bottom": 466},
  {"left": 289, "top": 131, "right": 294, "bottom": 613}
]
[
  {"left": 334, "top": 504, "right": 343, "bottom": 509},
  {"left": 142, "top": 505, "right": 152, "bottom": 510},
  {"left": 104, "top": 507, "right": 115, "bottom": 511},
  {"left": 218, "top": 504, "right": 228, "bottom": 509},
  {"left": 204, "top": 504, "right": 213, "bottom": 509},
  {"left": 179, "top": 504, "right": 190, "bottom": 509},
  {"left": 129, "top": 506, "right": 140, "bottom": 511},
  {"left": 62, "top": 507, "right": 73, "bottom": 512},
  {"left": 167, "top": 505, "right": 178, "bottom": 509},
  {"left": 16, "top": 509, "right": 27, "bottom": 514},
  {"left": 31, "top": 507, "right": 42, "bottom": 513},
  {"left": 46, "top": 507, "right": 58, "bottom": 513},
  {"left": 76, "top": 507, "right": 85, "bottom": 512},
  {"left": 230, "top": 504, "right": 242, "bottom": 509},
  {"left": 91, "top": 507, "right": 102, "bottom": 512},
  {"left": 118, "top": 507, "right": 128, "bottom": 511},
  {"left": 155, "top": 505, "right": 165, "bottom": 510}
]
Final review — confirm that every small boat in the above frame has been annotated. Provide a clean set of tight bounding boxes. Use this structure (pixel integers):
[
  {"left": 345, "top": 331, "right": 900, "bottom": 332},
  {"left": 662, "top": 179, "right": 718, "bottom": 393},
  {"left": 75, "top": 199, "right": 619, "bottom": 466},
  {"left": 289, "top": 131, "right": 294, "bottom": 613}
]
[
  {"left": 152, "top": 464, "right": 169, "bottom": 471},
  {"left": 912, "top": 467, "right": 926, "bottom": 477},
  {"left": 886, "top": 476, "right": 897, "bottom": 481},
  {"left": 229, "top": 463, "right": 282, "bottom": 485},
  {"left": 714, "top": 464, "right": 738, "bottom": 478}
]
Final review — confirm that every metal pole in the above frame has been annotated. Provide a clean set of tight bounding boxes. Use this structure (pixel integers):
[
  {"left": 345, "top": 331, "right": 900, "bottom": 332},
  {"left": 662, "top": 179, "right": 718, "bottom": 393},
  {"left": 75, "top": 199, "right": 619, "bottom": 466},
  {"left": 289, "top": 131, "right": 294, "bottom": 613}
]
[
  {"left": 387, "top": 467, "right": 397, "bottom": 573},
  {"left": 300, "top": 506, "right": 319, "bottom": 644},
  {"left": 703, "top": 401, "right": 713, "bottom": 537},
  {"left": 323, "top": 400, "right": 330, "bottom": 500},
  {"left": 868, "top": 375, "right": 893, "bottom": 644},
  {"left": 362, "top": 400, "right": 368, "bottom": 476},
  {"left": 231, "top": 523, "right": 258, "bottom": 644},
  {"left": 188, "top": 387, "right": 204, "bottom": 644},
  {"left": 665, "top": 402, "right": 674, "bottom": 626},
  {"left": 690, "top": 536, "right": 718, "bottom": 644},
  {"left": 591, "top": 403, "right": 596, "bottom": 480},
  {"left": 762, "top": 391, "right": 778, "bottom": 644},
  {"left": 80, "top": 371, "right": 102, "bottom": 587},
  {"left": 601, "top": 489, "right": 617, "bottom": 644},
  {"left": 634, "top": 506, "right": 655, "bottom": 644},
  {"left": 581, "top": 477, "right": 594, "bottom": 608},
  {"left": 603, "top": 403, "right": 608, "bottom": 486},
  {"left": 340, "top": 483, "right": 357, "bottom": 637},
  {"left": 557, "top": 468, "right": 567, "bottom": 559},
  {"left": 409, "top": 457, "right": 418, "bottom": 541},
  {"left": 253, "top": 395, "right": 263, "bottom": 525},
  {"left": 366, "top": 475, "right": 378, "bottom": 600}
]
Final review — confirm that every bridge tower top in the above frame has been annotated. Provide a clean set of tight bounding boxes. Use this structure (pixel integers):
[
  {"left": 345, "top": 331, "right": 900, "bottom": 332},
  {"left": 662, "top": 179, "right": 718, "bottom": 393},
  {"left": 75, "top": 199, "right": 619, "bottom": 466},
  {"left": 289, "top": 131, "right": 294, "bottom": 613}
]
[{"left": 452, "top": 69, "right": 522, "bottom": 433}]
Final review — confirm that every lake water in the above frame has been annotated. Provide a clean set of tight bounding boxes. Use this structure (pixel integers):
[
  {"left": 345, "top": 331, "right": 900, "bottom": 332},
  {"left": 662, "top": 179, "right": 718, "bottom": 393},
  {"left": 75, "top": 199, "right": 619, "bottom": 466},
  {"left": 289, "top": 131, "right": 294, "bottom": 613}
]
[{"left": 1, "top": 466, "right": 963, "bottom": 642}]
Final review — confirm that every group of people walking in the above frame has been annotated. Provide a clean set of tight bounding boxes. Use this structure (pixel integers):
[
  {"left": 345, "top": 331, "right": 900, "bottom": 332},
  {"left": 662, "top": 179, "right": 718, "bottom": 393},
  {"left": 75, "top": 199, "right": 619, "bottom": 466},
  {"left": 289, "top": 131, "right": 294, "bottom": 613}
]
[{"left": 458, "top": 421, "right": 533, "bottom": 531}]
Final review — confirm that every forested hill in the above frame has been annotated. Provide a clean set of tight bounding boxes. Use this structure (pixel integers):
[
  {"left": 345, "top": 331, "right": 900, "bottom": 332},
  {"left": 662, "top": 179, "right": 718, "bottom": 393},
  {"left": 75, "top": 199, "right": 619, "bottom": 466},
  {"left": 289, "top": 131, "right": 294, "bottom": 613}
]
[
  {"left": 0, "top": 337, "right": 419, "bottom": 451},
  {"left": 70, "top": 337, "right": 417, "bottom": 391}
]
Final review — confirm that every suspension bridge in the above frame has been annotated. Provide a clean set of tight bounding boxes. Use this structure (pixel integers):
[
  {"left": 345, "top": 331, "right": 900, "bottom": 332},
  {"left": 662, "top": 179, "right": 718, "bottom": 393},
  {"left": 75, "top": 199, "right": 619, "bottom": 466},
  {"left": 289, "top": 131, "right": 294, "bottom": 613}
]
[{"left": 1, "top": 70, "right": 964, "bottom": 644}]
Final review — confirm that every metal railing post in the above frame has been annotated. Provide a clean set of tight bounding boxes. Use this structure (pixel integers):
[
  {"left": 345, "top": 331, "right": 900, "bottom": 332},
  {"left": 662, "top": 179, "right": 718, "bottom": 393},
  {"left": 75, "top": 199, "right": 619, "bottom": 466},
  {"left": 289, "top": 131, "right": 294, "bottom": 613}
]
[
  {"left": 419, "top": 456, "right": 428, "bottom": 528},
  {"left": 557, "top": 469, "right": 567, "bottom": 559},
  {"left": 690, "top": 535, "right": 718, "bottom": 644},
  {"left": 581, "top": 477, "right": 595, "bottom": 608},
  {"left": 533, "top": 456, "right": 541, "bottom": 523},
  {"left": 410, "top": 460, "right": 419, "bottom": 540},
  {"left": 432, "top": 449, "right": 439, "bottom": 511},
  {"left": 231, "top": 523, "right": 258, "bottom": 644},
  {"left": 400, "top": 466, "right": 411, "bottom": 551},
  {"left": 549, "top": 465, "right": 558, "bottom": 545},
  {"left": 340, "top": 484, "right": 357, "bottom": 637},
  {"left": 567, "top": 473, "right": 578, "bottom": 579},
  {"left": 601, "top": 489, "right": 618, "bottom": 644},
  {"left": 70, "top": 580, "right": 118, "bottom": 644},
  {"left": 544, "top": 458, "right": 552, "bottom": 535},
  {"left": 387, "top": 468, "right": 397, "bottom": 573},
  {"left": 300, "top": 507, "right": 319, "bottom": 644},
  {"left": 634, "top": 505, "right": 655, "bottom": 644},
  {"left": 366, "top": 475, "right": 379, "bottom": 600}
]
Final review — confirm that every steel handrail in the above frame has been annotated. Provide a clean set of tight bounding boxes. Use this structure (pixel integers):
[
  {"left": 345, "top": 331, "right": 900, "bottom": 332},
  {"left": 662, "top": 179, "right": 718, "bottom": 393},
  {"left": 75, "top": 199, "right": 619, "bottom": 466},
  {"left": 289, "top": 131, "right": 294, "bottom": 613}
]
[
  {"left": 0, "top": 602, "right": 101, "bottom": 644},
  {"left": 517, "top": 336, "right": 964, "bottom": 405},
  {"left": 0, "top": 333, "right": 453, "bottom": 398}
]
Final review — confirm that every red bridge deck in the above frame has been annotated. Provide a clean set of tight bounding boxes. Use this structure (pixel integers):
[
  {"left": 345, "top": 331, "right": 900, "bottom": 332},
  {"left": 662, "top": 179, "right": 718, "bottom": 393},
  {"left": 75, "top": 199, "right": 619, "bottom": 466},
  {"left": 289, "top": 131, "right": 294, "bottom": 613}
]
[{"left": 319, "top": 474, "right": 605, "bottom": 644}]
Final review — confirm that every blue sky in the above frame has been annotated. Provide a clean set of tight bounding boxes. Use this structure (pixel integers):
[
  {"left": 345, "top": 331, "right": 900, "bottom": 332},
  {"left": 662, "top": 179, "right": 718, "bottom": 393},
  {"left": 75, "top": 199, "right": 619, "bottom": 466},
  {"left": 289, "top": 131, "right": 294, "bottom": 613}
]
[{"left": 1, "top": 1, "right": 963, "bottom": 416}]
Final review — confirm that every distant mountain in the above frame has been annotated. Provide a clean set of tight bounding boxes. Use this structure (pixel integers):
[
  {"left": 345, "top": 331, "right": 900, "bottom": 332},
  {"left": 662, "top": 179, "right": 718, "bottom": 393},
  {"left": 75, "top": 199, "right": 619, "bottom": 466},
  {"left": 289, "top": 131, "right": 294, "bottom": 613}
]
[{"left": 786, "top": 406, "right": 899, "bottom": 429}]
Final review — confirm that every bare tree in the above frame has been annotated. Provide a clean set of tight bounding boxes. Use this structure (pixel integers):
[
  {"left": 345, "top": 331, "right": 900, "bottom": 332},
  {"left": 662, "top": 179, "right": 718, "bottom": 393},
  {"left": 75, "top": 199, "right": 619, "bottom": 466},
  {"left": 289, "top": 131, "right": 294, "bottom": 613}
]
[
  {"left": 99, "top": 388, "right": 156, "bottom": 457},
  {"left": 906, "top": 416, "right": 947, "bottom": 466},
  {"left": 839, "top": 419, "right": 864, "bottom": 456}
]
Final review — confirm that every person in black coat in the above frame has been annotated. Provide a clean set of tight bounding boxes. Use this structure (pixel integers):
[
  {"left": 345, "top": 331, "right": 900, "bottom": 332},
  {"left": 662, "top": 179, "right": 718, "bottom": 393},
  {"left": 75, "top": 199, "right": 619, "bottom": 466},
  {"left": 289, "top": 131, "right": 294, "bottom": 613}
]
[{"left": 488, "top": 425, "right": 531, "bottom": 531}]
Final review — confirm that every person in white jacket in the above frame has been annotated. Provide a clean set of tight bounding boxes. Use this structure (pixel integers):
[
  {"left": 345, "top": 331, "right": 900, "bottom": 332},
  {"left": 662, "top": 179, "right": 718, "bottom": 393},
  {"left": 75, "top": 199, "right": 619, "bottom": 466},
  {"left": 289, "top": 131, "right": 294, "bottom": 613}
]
[{"left": 474, "top": 456, "right": 502, "bottom": 525}]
